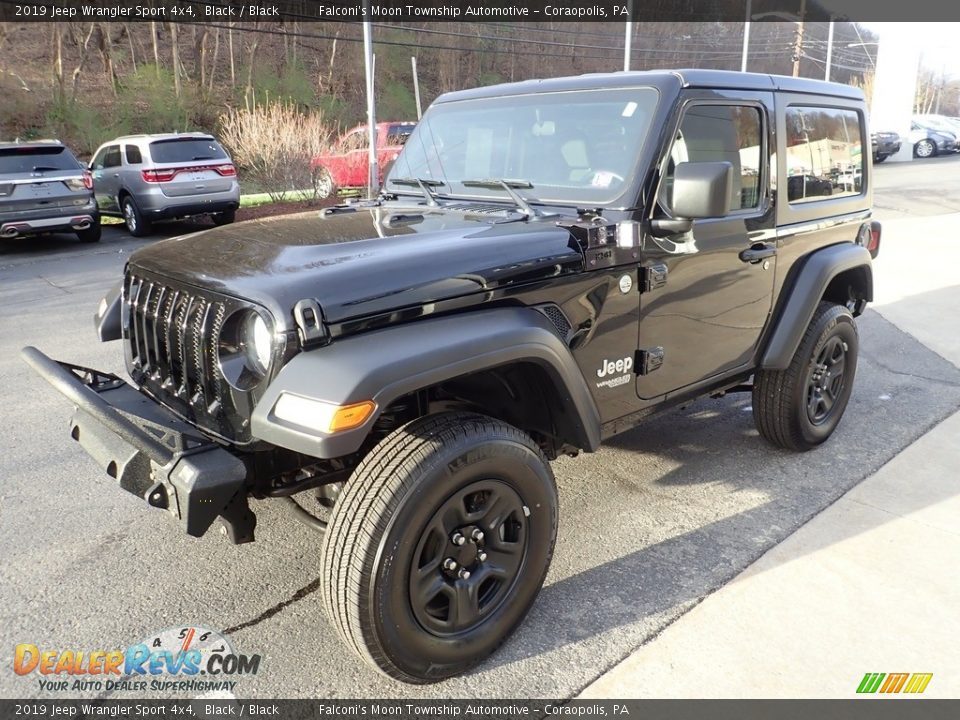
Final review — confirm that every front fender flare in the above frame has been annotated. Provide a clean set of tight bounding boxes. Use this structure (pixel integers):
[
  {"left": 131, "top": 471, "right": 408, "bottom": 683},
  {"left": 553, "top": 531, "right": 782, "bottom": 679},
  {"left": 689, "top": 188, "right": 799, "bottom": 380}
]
[
  {"left": 761, "top": 242, "right": 872, "bottom": 370},
  {"left": 94, "top": 281, "right": 123, "bottom": 342},
  {"left": 251, "top": 307, "right": 601, "bottom": 458}
]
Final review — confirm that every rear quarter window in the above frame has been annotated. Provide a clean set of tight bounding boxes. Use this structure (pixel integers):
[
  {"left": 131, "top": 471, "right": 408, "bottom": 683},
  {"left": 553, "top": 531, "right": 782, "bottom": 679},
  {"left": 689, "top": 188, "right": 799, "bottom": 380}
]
[
  {"left": 785, "top": 106, "right": 863, "bottom": 203},
  {"left": 148, "top": 138, "right": 228, "bottom": 164},
  {"left": 0, "top": 146, "right": 80, "bottom": 174}
]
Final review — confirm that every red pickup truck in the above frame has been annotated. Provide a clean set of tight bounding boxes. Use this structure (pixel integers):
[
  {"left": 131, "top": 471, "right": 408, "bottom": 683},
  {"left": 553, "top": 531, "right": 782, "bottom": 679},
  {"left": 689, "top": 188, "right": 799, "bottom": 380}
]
[{"left": 311, "top": 122, "right": 416, "bottom": 197}]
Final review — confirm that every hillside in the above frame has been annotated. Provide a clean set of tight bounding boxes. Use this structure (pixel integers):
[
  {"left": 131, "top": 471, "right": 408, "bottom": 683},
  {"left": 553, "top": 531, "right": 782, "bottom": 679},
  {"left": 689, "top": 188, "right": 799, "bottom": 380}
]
[{"left": 0, "top": 20, "right": 880, "bottom": 155}]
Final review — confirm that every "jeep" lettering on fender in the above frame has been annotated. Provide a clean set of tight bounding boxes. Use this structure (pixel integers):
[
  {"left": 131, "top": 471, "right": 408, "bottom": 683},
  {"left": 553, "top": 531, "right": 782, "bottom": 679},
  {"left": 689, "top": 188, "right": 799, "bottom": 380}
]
[{"left": 597, "top": 356, "right": 633, "bottom": 378}]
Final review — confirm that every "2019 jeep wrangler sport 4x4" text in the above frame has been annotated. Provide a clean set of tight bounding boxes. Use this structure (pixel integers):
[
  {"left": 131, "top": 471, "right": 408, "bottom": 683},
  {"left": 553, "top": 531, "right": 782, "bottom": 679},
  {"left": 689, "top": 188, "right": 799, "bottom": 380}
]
[{"left": 24, "top": 70, "right": 881, "bottom": 683}]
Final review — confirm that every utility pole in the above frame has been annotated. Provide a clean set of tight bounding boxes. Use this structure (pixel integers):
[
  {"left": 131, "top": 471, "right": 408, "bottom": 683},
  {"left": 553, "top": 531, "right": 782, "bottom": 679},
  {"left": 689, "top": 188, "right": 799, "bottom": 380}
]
[
  {"left": 791, "top": 0, "right": 806, "bottom": 77},
  {"left": 825, "top": 20, "right": 834, "bottom": 81},
  {"left": 411, "top": 56, "right": 422, "bottom": 119},
  {"left": 623, "top": 0, "right": 634, "bottom": 73},
  {"left": 741, "top": 0, "right": 751, "bottom": 72},
  {"left": 362, "top": 5, "right": 378, "bottom": 198}
]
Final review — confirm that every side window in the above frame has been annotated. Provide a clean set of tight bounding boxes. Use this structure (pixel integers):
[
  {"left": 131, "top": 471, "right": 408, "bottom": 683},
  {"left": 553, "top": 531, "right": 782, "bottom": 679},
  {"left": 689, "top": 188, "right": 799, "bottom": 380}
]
[
  {"left": 785, "top": 106, "right": 863, "bottom": 203},
  {"left": 124, "top": 145, "right": 142, "bottom": 165},
  {"left": 660, "top": 104, "right": 763, "bottom": 214},
  {"left": 90, "top": 148, "right": 108, "bottom": 170},
  {"left": 387, "top": 125, "right": 414, "bottom": 146},
  {"left": 338, "top": 131, "right": 368, "bottom": 153},
  {"left": 102, "top": 146, "right": 122, "bottom": 169}
]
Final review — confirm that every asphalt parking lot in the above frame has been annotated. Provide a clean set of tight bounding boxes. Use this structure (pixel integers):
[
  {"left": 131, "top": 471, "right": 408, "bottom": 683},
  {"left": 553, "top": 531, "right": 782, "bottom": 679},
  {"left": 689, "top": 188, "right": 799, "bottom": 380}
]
[{"left": 2, "top": 156, "right": 960, "bottom": 699}]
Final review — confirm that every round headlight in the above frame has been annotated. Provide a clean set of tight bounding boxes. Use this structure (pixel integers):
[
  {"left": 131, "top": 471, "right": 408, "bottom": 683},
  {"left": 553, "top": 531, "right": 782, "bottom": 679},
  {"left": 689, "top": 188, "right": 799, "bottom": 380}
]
[
  {"left": 244, "top": 311, "right": 273, "bottom": 375},
  {"left": 218, "top": 309, "right": 273, "bottom": 390}
]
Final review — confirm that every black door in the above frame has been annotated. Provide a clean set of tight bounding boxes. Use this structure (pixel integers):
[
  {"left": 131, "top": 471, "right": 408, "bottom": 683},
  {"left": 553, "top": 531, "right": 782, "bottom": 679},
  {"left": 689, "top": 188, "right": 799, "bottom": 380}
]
[{"left": 636, "top": 95, "right": 777, "bottom": 400}]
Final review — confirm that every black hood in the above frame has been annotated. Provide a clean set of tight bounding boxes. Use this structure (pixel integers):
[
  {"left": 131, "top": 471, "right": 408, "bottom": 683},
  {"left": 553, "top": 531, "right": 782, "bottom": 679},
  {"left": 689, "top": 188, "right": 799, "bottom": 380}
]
[{"left": 128, "top": 206, "right": 585, "bottom": 330}]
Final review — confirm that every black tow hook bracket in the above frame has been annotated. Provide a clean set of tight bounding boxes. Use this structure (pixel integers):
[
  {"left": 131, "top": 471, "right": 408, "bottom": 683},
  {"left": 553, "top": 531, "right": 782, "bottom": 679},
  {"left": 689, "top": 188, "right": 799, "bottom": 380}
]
[{"left": 219, "top": 492, "right": 257, "bottom": 545}]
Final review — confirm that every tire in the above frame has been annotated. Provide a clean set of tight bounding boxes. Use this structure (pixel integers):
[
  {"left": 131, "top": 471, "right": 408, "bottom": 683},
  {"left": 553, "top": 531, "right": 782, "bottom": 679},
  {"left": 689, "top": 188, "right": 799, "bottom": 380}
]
[
  {"left": 319, "top": 411, "right": 558, "bottom": 683},
  {"left": 753, "top": 302, "right": 859, "bottom": 452},
  {"left": 312, "top": 167, "right": 335, "bottom": 199},
  {"left": 874, "top": 154, "right": 888, "bottom": 163},
  {"left": 212, "top": 209, "right": 236, "bottom": 226},
  {"left": 76, "top": 221, "right": 101, "bottom": 243},
  {"left": 914, "top": 139, "right": 936, "bottom": 158},
  {"left": 121, "top": 195, "right": 152, "bottom": 237}
]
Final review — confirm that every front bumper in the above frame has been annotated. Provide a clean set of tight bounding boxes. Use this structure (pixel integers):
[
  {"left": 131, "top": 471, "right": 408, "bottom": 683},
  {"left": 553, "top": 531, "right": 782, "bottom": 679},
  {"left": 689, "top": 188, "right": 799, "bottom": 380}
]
[
  {"left": 873, "top": 140, "right": 901, "bottom": 156},
  {"left": 21, "top": 347, "right": 256, "bottom": 543}
]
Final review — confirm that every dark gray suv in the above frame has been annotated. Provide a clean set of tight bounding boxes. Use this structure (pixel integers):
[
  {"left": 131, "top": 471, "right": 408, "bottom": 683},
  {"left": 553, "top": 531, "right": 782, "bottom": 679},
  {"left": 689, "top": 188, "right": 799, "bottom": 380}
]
[{"left": 0, "top": 141, "right": 100, "bottom": 243}]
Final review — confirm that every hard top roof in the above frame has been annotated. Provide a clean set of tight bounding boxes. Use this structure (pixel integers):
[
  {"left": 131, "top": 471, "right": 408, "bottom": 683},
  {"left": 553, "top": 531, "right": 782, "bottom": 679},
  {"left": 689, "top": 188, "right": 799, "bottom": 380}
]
[{"left": 436, "top": 69, "right": 864, "bottom": 104}]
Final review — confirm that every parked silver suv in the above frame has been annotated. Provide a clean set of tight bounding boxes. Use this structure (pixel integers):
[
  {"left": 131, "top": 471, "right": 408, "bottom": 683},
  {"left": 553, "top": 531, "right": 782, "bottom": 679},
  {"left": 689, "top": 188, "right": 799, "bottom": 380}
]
[
  {"left": 90, "top": 133, "right": 240, "bottom": 237},
  {"left": 0, "top": 140, "right": 100, "bottom": 243}
]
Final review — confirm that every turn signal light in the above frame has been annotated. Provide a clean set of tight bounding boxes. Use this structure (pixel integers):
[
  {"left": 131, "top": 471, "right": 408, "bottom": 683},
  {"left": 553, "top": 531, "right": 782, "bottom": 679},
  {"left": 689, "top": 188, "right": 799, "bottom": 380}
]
[
  {"left": 329, "top": 401, "right": 378, "bottom": 433},
  {"left": 273, "top": 394, "right": 377, "bottom": 434}
]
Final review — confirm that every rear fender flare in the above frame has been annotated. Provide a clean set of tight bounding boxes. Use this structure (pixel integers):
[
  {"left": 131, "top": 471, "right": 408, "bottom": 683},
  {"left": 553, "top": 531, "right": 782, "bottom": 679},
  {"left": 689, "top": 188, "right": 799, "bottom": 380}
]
[{"left": 761, "top": 242, "right": 872, "bottom": 370}]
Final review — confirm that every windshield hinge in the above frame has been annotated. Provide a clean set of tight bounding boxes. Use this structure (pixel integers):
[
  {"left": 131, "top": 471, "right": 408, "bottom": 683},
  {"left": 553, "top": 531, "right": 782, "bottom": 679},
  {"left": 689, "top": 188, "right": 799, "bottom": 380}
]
[{"left": 293, "top": 299, "right": 328, "bottom": 348}]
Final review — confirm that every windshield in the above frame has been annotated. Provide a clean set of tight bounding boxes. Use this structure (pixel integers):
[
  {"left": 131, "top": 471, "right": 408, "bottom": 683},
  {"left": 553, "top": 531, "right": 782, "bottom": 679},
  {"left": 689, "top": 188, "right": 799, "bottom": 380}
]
[
  {"left": 0, "top": 146, "right": 80, "bottom": 174},
  {"left": 386, "top": 87, "right": 659, "bottom": 206}
]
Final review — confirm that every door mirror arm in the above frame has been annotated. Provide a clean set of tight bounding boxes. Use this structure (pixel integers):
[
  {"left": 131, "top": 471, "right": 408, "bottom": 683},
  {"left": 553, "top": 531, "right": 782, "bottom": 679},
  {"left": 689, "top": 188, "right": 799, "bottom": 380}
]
[{"left": 649, "top": 218, "right": 693, "bottom": 237}]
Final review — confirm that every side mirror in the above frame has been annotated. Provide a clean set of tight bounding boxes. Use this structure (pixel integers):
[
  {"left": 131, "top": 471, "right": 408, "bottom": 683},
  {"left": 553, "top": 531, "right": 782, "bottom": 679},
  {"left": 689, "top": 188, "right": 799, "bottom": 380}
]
[{"left": 651, "top": 161, "right": 733, "bottom": 237}]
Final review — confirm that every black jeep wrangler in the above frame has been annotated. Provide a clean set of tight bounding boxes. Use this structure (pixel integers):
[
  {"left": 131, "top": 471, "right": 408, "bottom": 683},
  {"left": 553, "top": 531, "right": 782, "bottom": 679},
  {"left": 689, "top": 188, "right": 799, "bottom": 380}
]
[{"left": 24, "top": 70, "right": 881, "bottom": 683}]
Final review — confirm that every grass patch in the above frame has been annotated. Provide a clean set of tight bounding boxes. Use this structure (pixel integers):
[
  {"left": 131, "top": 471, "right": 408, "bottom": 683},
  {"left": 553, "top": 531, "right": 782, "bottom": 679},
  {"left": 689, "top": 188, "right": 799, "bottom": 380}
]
[{"left": 239, "top": 190, "right": 313, "bottom": 208}]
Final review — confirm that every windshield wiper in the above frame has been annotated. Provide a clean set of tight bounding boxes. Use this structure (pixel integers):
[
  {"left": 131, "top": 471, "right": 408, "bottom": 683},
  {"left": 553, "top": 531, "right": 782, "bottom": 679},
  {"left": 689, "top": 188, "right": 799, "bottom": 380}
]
[
  {"left": 461, "top": 179, "right": 540, "bottom": 218},
  {"left": 31, "top": 165, "right": 62, "bottom": 172},
  {"left": 191, "top": 155, "right": 214, "bottom": 161},
  {"left": 389, "top": 177, "right": 445, "bottom": 207}
]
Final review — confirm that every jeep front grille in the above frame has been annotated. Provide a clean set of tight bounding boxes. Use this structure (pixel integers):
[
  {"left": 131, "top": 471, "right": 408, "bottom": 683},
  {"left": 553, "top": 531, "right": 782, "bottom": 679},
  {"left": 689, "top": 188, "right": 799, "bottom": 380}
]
[{"left": 123, "top": 271, "right": 252, "bottom": 443}]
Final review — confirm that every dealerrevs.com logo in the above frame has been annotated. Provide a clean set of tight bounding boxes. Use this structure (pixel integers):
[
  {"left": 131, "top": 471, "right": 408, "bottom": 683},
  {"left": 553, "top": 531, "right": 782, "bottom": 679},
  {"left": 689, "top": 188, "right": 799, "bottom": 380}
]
[{"left": 14, "top": 626, "right": 260, "bottom": 693}]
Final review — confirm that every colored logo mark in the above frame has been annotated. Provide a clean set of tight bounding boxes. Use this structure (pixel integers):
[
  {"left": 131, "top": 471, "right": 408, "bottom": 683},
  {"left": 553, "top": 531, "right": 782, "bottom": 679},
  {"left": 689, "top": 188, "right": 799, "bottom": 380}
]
[{"left": 857, "top": 672, "right": 933, "bottom": 694}]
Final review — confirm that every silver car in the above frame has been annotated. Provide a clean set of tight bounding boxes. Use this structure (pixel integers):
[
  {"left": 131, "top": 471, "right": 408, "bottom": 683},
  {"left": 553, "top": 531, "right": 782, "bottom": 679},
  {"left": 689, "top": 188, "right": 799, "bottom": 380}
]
[
  {"left": 0, "top": 140, "right": 100, "bottom": 243},
  {"left": 90, "top": 133, "right": 240, "bottom": 237}
]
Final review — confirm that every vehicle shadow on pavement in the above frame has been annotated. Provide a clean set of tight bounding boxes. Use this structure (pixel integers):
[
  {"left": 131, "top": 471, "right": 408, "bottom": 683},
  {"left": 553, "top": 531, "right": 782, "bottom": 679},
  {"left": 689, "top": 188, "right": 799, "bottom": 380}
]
[{"left": 479, "top": 306, "right": 960, "bottom": 674}]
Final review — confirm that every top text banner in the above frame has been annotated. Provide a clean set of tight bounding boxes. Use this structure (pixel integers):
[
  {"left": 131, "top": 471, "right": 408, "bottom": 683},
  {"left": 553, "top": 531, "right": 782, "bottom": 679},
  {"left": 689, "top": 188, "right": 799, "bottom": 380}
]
[{"left": 0, "top": 0, "right": 955, "bottom": 23}]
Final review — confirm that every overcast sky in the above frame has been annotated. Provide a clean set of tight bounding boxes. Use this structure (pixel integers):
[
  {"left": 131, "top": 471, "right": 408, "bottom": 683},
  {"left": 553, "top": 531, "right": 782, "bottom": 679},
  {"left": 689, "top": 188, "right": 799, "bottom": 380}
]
[{"left": 863, "top": 23, "right": 960, "bottom": 78}]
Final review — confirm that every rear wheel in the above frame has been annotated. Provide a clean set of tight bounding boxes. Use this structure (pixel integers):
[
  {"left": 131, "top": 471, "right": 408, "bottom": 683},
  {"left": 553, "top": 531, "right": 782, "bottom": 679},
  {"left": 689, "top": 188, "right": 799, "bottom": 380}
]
[
  {"left": 319, "top": 412, "right": 558, "bottom": 683},
  {"left": 212, "top": 209, "right": 236, "bottom": 226},
  {"left": 76, "top": 221, "right": 101, "bottom": 243},
  {"left": 753, "top": 302, "right": 858, "bottom": 451},
  {"left": 121, "top": 196, "right": 152, "bottom": 237},
  {"left": 312, "top": 167, "right": 335, "bottom": 199}
]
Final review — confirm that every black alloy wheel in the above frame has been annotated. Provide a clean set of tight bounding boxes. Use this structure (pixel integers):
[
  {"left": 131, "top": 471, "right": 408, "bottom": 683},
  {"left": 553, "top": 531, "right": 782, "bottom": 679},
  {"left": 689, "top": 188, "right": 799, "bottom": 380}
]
[
  {"left": 409, "top": 479, "right": 529, "bottom": 636},
  {"left": 805, "top": 335, "right": 848, "bottom": 425}
]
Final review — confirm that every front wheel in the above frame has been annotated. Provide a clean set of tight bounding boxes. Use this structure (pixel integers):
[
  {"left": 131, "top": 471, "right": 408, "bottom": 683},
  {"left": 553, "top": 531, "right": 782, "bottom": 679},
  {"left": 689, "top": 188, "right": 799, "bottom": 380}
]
[
  {"left": 319, "top": 412, "right": 558, "bottom": 683},
  {"left": 753, "top": 302, "right": 858, "bottom": 451},
  {"left": 914, "top": 139, "right": 936, "bottom": 158}
]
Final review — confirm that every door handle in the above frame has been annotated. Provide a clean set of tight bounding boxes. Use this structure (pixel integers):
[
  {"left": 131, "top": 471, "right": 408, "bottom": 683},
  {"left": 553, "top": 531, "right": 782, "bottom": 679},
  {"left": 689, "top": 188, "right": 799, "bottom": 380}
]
[
  {"left": 112, "top": 173, "right": 120, "bottom": 178},
  {"left": 739, "top": 243, "right": 777, "bottom": 264}
]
